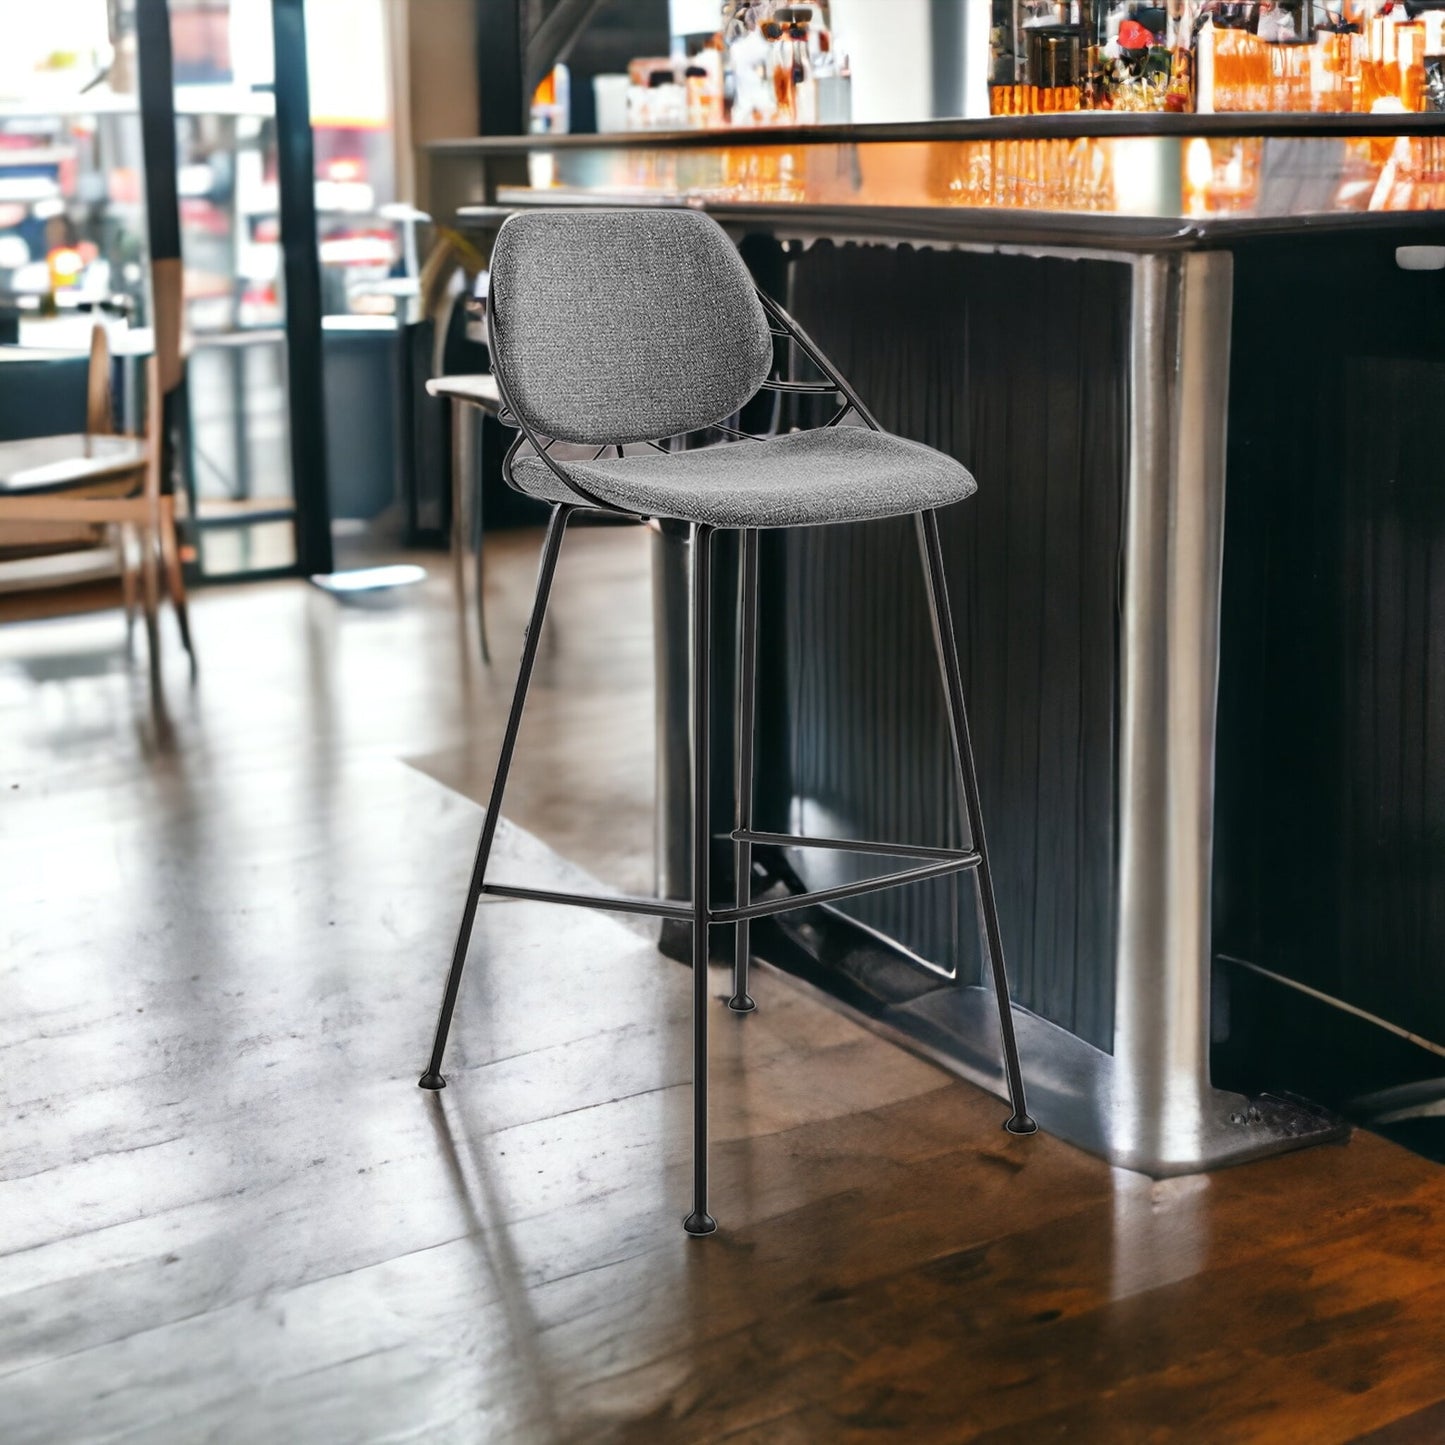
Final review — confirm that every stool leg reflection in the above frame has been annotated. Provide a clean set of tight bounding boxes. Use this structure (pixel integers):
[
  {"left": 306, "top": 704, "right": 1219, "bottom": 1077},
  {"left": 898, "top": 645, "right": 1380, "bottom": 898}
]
[{"left": 729, "top": 527, "right": 760, "bottom": 1016}]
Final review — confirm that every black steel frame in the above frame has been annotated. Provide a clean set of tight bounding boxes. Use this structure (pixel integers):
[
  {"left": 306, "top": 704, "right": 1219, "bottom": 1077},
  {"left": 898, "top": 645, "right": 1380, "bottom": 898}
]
[
  {"left": 272, "top": 0, "right": 333, "bottom": 578},
  {"left": 135, "top": 0, "right": 182, "bottom": 282},
  {"left": 417, "top": 281, "right": 1036, "bottom": 1238}
]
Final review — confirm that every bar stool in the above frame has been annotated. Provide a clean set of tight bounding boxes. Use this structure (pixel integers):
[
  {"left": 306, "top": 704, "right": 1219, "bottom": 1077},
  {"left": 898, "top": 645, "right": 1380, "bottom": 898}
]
[
  {"left": 416, "top": 209, "right": 1036, "bottom": 1238},
  {"left": 426, "top": 373, "right": 501, "bottom": 663}
]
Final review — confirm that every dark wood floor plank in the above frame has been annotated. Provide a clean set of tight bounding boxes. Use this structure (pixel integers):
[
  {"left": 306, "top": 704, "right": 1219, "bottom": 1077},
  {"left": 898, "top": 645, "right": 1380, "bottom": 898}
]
[
  {"left": 592, "top": 1132, "right": 1445, "bottom": 1443},
  {"left": 1348, "top": 1395, "right": 1445, "bottom": 1444}
]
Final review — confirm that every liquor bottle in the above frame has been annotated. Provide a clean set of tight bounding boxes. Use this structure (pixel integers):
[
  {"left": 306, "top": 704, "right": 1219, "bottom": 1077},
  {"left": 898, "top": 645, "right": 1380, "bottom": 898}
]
[
  {"left": 760, "top": 14, "right": 792, "bottom": 122},
  {"left": 685, "top": 56, "right": 724, "bottom": 128},
  {"left": 1026, "top": 21, "right": 1083, "bottom": 111},
  {"left": 728, "top": 16, "right": 774, "bottom": 125},
  {"left": 786, "top": 8, "right": 818, "bottom": 123},
  {"left": 529, "top": 63, "right": 570, "bottom": 133}
]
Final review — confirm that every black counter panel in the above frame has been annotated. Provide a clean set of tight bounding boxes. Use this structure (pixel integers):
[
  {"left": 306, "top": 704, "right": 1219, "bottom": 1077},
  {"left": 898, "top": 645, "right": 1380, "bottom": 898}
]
[
  {"left": 752, "top": 241, "right": 1130, "bottom": 1051},
  {"left": 1214, "top": 234, "right": 1445, "bottom": 1054}
]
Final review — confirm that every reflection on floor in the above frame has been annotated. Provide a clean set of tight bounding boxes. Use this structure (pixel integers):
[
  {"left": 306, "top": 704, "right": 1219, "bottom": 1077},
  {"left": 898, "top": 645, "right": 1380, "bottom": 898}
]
[
  {"left": 404, "top": 527, "right": 656, "bottom": 897},
  {"left": 3, "top": 530, "right": 1445, "bottom": 1443}
]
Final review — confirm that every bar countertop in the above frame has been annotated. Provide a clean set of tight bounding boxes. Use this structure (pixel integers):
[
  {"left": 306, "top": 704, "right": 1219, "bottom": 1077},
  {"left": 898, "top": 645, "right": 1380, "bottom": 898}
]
[
  {"left": 428, "top": 114, "right": 1445, "bottom": 253},
  {"left": 428, "top": 112, "right": 1445, "bottom": 150},
  {"left": 458, "top": 195, "right": 1445, "bottom": 252}
]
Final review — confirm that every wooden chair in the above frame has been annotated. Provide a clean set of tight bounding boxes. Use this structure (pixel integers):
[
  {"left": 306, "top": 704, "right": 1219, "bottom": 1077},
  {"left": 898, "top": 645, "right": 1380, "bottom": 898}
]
[
  {"left": 0, "top": 342, "right": 193, "bottom": 676},
  {"left": 0, "top": 325, "right": 118, "bottom": 569}
]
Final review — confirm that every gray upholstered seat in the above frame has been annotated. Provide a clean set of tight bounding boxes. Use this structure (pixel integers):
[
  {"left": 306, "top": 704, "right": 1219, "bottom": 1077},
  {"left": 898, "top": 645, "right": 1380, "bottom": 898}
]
[
  {"left": 512, "top": 426, "right": 975, "bottom": 529},
  {"left": 488, "top": 209, "right": 772, "bottom": 447},
  {"left": 487, "top": 207, "right": 975, "bottom": 530}
]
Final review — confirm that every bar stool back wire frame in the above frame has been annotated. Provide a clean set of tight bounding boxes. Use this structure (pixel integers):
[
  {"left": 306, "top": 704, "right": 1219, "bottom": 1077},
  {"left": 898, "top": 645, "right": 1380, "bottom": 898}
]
[{"left": 416, "top": 208, "right": 1036, "bottom": 1239}]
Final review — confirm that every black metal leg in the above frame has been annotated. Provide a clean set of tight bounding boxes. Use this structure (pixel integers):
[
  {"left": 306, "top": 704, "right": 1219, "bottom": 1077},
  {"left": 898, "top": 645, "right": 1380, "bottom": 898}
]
[
  {"left": 729, "top": 528, "right": 759, "bottom": 1015},
  {"left": 684, "top": 523, "right": 719, "bottom": 1236},
  {"left": 915, "top": 510, "right": 1037, "bottom": 1136},
  {"left": 419, "top": 504, "right": 573, "bottom": 1090}
]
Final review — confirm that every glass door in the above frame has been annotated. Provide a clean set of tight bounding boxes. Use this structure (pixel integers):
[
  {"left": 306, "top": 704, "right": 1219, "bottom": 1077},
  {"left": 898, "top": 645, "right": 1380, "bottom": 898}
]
[
  {"left": 305, "top": 0, "right": 408, "bottom": 574},
  {"left": 169, "top": 0, "right": 408, "bottom": 579},
  {"left": 169, "top": 0, "right": 297, "bottom": 578},
  {"left": 0, "top": 5, "right": 151, "bottom": 368}
]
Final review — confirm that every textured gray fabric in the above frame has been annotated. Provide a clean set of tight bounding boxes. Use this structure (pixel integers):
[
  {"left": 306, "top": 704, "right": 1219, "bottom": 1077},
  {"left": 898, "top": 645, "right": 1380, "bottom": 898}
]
[
  {"left": 489, "top": 209, "right": 773, "bottom": 446},
  {"left": 512, "top": 426, "right": 976, "bottom": 529}
]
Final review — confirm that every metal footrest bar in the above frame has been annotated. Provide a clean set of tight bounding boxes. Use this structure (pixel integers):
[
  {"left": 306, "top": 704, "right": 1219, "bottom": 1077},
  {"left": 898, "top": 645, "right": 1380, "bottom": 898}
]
[
  {"left": 713, "top": 852, "right": 980, "bottom": 925},
  {"left": 731, "top": 828, "right": 975, "bottom": 864},
  {"left": 759, "top": 379, "right": 841, "bottom": 395},
  {"left": 484, "top": 848, "right": 980, "bottom": 929},
  {"left": 481, "top": 882, "right": 692, "bottom": 920}
]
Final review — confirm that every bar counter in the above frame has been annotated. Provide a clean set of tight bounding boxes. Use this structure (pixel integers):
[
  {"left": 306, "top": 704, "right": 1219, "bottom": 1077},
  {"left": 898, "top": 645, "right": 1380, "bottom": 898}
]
[{"left": 432, "top": 118, "right": 1445, "bottom": 1174}]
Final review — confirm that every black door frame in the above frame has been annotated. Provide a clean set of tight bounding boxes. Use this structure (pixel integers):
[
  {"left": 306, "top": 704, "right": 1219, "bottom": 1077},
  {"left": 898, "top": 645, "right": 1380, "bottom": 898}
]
[{"left": 272, "top": 0, "right": 334, "bottom": 577}]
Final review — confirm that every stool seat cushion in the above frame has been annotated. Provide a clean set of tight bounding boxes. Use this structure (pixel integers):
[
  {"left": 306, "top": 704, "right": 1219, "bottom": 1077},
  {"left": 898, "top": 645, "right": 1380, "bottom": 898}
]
[
  {"left": 489, "top": 210, "right": 773, "bottom": 446},
  {"left": 511, "top": 426, "right": 976, "bottom": 529}
]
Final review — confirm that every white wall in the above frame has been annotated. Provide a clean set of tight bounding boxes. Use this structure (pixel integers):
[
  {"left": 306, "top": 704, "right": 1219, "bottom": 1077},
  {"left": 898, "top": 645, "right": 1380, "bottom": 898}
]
[
  {"left": 405, "top": 0, "right": 477, "bottom": 213},
  {"left": 670, "top": 0, "right": 724, "bottom": 35},
  {"left": 963, "top": 0, "right": 992, "bottom": 117},
  {"left": 830, "top": 0, "right": 934, "bottom": 124}
]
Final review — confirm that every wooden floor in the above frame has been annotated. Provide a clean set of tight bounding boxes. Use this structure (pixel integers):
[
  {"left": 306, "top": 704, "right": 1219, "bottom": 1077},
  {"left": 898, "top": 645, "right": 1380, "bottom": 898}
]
[{"left": 3, "top": 528, "right": 1445, "bottom": 1444}]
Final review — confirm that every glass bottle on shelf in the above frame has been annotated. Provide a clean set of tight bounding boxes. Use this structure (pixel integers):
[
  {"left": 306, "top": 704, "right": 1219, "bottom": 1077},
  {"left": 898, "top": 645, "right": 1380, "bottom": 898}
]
[
  {"left": 1034, "top": 2, "right": 1082, "bottom": 111},
  {"left": 529, "top": 64, "right": 570, "bottom": 133},
  {"left": 786, "top": 8, "right": 818, "bottom": 123},
  {"left": 751, "top": 10, "right": 786, "bottom": 122},
  {"left": 1026, "top": 19, "right": 1083, "bottom": 112},
  {"left": 762, "top": 12, "right": 793, "bottom": 123},
  {"left": 726, "top": 3, "right": 777, "bottom": 126},
  {"left": 685, "top": 60, "right": 724, "bottom": 128}
]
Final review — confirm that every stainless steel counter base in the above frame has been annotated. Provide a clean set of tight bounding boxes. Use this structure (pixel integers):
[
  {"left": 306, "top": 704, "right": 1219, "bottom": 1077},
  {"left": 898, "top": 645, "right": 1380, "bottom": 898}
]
[
  {"left": 846, "top": 980, "right": 1344, "bottom": 1176},
  {"left": 653, "top": 242, "right": 1346, "bottom": 1177}
]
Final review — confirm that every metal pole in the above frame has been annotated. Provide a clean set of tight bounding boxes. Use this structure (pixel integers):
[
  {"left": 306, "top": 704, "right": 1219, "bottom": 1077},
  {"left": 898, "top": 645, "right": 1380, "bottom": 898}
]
[{"left": 1112, "top": 252, "right": 1232, "bottom": 1167}]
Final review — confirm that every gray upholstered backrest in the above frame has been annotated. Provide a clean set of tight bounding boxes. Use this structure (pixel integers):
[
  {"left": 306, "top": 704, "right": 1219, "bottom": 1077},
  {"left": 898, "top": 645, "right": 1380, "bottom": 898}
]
[{"left": 487, "top": 209, "right": 773, "bottom": 446}]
